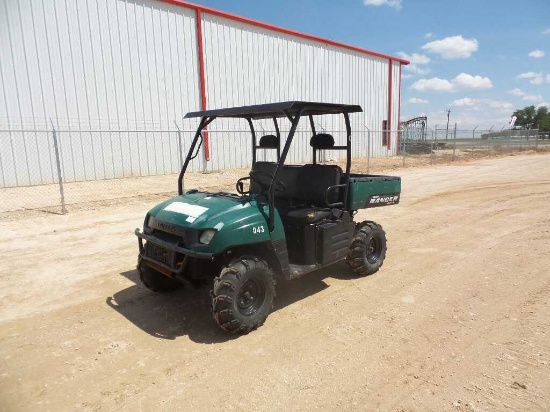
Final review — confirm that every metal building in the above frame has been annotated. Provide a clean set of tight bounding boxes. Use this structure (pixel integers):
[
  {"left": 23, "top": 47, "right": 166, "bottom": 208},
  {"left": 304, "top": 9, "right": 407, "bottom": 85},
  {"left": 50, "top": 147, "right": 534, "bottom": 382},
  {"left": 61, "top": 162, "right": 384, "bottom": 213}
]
[{"left": 0, "top": 0, "right": 409, "bottom": 187}]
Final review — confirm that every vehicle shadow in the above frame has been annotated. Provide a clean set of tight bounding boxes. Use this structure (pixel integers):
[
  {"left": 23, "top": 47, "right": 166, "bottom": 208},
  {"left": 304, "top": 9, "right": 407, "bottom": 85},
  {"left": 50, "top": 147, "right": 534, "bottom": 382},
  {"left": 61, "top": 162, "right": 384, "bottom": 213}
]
[{"left": 106, "top": 261, "right": 355, "bottom": 344}]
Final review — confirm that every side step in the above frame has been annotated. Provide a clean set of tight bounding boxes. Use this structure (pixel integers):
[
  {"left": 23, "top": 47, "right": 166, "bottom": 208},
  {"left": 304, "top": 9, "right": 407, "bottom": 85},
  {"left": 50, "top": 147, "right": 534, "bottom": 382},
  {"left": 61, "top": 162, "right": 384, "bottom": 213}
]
[{"left": 288, "top": 263, "right": 321, "bottom": 280}]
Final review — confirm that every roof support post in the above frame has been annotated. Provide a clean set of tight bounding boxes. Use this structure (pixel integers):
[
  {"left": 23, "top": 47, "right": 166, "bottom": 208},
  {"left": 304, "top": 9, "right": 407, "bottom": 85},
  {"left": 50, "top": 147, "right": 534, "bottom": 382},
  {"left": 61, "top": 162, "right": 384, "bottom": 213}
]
[
  {"left": 309, "top": 114, "right": 317, "bottom": 164},
  {"left": 267, "top": 108, "right": 304, "bottom": 231},
  {"left": 342, "top": 112, "right": 352, "bottom": 210},
  {"left": 272, "top": 117, "right": 281, "bottom": 161},
  {"left": 248, "top": 118, "right": 257, "bottom": 165},
  {"left": 178, "top": 116, "right": 214, "bottom": 195}
]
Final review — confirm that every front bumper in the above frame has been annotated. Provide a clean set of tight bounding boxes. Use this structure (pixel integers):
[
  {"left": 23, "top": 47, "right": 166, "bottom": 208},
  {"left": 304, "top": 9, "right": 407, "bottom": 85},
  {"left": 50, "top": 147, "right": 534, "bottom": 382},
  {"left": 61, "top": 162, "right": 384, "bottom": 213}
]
[{"left": 135, "top": 228, "right": 214, "bottom": 274}]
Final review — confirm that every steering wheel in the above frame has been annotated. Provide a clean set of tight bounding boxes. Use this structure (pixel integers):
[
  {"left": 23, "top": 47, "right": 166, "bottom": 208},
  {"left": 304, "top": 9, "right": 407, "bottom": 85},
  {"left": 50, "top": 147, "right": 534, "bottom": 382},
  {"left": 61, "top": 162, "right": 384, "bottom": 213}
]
[
  {"left": 236, "top": 176, "right": 251, "bottom": 195},
  {"left": 249, "top": 170, "right": 286, "bottom": 193}
]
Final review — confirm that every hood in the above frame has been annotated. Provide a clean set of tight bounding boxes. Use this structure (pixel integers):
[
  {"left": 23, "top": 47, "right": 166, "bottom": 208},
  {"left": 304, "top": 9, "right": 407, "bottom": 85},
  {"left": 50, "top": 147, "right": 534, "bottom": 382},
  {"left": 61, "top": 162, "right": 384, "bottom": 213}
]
[
  {"left": 149, "top": 192, "right": 264, "bottom": 229},
  {"left": 145, "top": 191, "right": 286, "bottom": 252}
]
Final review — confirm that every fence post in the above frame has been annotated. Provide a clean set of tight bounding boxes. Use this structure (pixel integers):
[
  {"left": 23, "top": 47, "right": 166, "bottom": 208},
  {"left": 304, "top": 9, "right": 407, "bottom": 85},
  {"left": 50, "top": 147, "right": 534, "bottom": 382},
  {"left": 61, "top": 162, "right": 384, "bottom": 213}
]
[
  {"left": 366, "top": 128, "right": 371, "bottom": 174},
  {"left": 174, "top": 121, "right": 184, "bottom": 168},
  {"left": 452, "top": 122, "right": 457, "bottom": 161},
  {"left": 402, "top": 132, "right": 406, "bottom": 167},
  {"left": 472, "top": 125, "right": 478, "bottom": 158},
  {"left": 51, "top": 121, "right": 67, "bottom": 214}
]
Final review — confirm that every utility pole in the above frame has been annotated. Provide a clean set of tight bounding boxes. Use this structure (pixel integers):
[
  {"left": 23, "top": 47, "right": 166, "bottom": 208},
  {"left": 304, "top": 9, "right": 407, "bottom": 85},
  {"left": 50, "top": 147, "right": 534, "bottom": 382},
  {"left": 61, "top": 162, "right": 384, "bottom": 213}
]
[{"left": 445, "top": 109, "right": 451, "bottom": 142}]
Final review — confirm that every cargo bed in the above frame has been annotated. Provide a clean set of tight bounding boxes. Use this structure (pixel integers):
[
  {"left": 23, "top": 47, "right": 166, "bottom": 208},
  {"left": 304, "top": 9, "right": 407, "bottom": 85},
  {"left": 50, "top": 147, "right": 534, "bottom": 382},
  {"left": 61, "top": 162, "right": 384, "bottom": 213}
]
[{"left": 346, "top": 174, "right": 401, "bottom": 210}]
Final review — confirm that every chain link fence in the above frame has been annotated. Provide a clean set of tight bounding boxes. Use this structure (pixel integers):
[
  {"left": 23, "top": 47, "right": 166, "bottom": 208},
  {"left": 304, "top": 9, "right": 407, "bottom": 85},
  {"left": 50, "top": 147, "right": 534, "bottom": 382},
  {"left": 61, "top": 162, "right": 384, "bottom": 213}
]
[
  {"left": 1, "top": 126, "right": 547, "bottom": 216},
  {"left": 400, "top": 127, "right": 547, "bottom": 167}
]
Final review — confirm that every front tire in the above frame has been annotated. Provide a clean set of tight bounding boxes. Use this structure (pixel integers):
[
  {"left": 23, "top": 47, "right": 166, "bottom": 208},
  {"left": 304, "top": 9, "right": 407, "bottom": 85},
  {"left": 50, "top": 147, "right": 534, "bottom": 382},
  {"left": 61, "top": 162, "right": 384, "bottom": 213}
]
[
  {"left": 211, "top": 257, "right": 275, "bottom": 334},
  {"left": 347, "top": 221, "right": 387, "bottom": 276}
]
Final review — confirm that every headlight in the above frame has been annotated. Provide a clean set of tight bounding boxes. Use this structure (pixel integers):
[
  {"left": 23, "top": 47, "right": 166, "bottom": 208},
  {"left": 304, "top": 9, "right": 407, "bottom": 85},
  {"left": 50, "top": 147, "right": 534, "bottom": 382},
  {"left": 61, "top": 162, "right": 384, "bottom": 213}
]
[
  {"left": 144, "top": 214, "right": 153, "bottom": 234},
  {"left": 199, "top": 229, "right": 217, "bottom": 245}
]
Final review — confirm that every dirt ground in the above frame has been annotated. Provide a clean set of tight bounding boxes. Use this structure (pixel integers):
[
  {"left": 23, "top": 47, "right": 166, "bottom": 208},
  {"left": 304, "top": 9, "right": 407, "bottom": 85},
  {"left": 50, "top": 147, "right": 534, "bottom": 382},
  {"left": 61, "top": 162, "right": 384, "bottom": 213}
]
[{"left": 1, "top": 153, "right": 549, "bottom": 411}]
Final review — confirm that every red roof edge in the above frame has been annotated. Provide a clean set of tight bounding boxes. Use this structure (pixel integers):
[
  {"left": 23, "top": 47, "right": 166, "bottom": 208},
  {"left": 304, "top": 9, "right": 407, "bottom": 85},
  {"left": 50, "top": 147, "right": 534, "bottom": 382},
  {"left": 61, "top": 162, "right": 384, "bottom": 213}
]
[{"left": 159, "top": 0, "right": 410, "bottom": 65}]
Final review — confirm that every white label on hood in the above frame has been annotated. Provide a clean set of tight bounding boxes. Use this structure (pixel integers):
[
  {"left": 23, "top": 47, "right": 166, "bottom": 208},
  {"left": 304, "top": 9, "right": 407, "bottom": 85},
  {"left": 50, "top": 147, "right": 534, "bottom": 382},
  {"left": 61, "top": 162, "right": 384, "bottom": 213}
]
[{"left": 164, "top": 202, "right": 208, "bottom": 218}]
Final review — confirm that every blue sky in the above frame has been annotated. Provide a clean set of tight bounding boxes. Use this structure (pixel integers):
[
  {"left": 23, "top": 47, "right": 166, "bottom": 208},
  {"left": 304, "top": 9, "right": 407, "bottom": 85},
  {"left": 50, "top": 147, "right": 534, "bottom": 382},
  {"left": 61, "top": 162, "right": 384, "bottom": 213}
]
[{"left": 190, "top": 0, "right": 549, "bottom": 129}]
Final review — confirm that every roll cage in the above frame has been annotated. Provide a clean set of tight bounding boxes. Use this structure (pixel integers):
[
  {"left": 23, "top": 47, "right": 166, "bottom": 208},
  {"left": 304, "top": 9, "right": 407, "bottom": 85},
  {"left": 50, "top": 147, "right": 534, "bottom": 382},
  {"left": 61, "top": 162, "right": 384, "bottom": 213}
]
[{"left": 180, "top": 101, "right": 363, "bottom": 231}]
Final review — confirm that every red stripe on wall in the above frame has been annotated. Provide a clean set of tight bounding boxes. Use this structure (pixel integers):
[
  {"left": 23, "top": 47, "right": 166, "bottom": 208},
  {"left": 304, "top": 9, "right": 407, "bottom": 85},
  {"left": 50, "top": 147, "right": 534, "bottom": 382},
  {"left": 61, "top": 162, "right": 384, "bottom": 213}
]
[
  {"left": 160, "top": 0, "right": 409, "bottom": 65},
  {"left": 387, "top": 59, "right": 393, "bottom": 151},
  {"left": 397, "top": 63, "right": 402, "bottom": 154}
]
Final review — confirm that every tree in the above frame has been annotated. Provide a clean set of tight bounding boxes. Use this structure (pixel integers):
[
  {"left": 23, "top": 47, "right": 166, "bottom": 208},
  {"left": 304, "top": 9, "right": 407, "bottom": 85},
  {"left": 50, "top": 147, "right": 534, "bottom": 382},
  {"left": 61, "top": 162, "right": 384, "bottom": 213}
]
[
  {"left": 535, "top": 106, "right": 549, "bottom": 131},
  {"left": 512, "top": 105, "right": 550, "bottom": 131}
]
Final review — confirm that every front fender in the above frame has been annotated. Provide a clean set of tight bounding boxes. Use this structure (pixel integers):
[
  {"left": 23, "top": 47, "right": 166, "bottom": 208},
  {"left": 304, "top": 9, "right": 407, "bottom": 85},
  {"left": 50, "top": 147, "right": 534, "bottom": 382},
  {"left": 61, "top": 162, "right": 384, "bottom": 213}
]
[{"left": 204, "top": 202, "right": 285, "bottom": 253}]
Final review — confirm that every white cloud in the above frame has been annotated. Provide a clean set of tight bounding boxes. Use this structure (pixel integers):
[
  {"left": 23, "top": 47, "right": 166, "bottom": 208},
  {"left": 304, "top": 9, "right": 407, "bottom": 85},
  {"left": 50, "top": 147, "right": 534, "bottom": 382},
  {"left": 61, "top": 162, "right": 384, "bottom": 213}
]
[
  {"left": 452, "top": 73, "right": 493, "bottom": 90},
  {"left": 396, "top": 52, "right": 430, "bottom": 65},
  {"left": 451, "top": 98, "right": 477, "bottom": 107},
  {"left": 517, "top": 71, "right": 550, "bottom": 85},
  {"left": 411, "top": 77, "right": 454, "bottom": 92},
  {"left": 488, "top": 101, "right": 514, "bottom": 112},
  {"left": 449, "top": 98, "right": 513, "bottom": 112},
  {"left": 523, "top": 94, "right": 544, "bottom": 103},
  {"left": 424, "top": 32, "right": 433, "bottom": 39},
  {"left": 410, "top": 73, "right": 493, "bottom": 92},
  {"left": 529, "top": 49, "right": 545, "bottom": 58},
  {"left": 422, "top": 35, "right": 479, "bottom": 59},
  {"left": 408, "top": 98, "right": 428, "bottom": 104},
  {"left": 396, "top": 52, "right": 430, "bottom": 76},
  {"left": 363, "top": 0, "right": 402, "bottom": 10},
  {"left": 543, "top": 28, "right": 550, "bottom": 34},
  {"left": 508, "top": 88, "right": 544, "bottom": 103},
  {"left": 407, "top": 65, "right": 430, "bottom": 75},
  {"left": 509, "top": 88, "right": 524, "bottom": 96}
]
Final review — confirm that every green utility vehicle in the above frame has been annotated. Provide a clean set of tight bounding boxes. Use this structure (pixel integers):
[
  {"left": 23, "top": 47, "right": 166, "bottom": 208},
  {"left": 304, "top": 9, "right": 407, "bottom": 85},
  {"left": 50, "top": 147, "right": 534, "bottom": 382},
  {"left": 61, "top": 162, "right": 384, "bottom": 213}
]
[{"left": 135, "top": 101, "right": 400, "bottom": 333}]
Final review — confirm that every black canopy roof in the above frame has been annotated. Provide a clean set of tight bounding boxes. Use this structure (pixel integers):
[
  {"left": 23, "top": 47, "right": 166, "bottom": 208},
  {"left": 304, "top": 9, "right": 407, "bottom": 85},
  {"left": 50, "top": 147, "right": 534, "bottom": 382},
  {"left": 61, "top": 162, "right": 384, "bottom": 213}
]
[{"left": 184, "top": 101, "right": 363, "bottom": 120}]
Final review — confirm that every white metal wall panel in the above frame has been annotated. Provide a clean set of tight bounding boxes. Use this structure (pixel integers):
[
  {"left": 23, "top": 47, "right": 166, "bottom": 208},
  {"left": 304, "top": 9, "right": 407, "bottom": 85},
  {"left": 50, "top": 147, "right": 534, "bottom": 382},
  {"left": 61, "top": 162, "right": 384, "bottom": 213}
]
[
  {"left": 0, "top": 0, "right": 201, "bottom": 129},
  {"left": 0, "top": 0, "right": 201, "bottom": 185},
  {"left": 0, "top": 0, "right": 404, "bottom": 187},
  {"left": 200, "top": 13, "right": 392, "bottom": 167}
]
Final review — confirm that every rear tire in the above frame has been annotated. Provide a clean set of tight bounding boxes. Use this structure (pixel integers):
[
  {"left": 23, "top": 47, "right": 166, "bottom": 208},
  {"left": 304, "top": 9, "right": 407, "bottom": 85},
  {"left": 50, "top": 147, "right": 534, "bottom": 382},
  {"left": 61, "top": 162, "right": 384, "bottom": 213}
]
[
  {"left": 211, "top": 257, "right": 275, "bottom": 334},
  {"left": 138, "top": 258, "right": 181, "bottom": 293},
  {"left": 347, "top": 221, "right": 387, "bottom": 276}
]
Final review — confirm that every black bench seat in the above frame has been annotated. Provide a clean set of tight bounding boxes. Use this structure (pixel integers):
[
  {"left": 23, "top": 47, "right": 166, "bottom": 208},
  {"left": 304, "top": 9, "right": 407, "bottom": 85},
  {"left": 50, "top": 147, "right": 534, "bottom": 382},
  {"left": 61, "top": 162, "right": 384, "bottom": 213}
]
[{"left": 249, "top": 161, "right": 343, "bottom": 223}]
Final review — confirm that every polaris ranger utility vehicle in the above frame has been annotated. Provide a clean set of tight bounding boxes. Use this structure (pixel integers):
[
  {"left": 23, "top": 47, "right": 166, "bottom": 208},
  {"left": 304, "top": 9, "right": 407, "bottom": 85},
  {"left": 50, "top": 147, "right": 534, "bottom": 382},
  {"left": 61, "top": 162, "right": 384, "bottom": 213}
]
[{"left": 135, "top": 101, "right": 400, "bottom": 334}]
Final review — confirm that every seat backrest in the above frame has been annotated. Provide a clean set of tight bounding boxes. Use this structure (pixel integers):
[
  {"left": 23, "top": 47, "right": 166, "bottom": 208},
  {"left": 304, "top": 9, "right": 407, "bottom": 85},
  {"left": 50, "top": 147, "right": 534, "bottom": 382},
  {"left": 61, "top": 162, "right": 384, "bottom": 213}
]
[
  {"left": 250, "top": 162, "right": 342, "bottom": 207},
  {"left": 249, "top": 161, "right": 277, "bottom": 194},
  {"left": 250, "top": 162, "right": 307, "bottom": 200},
  {"left": 258, "top": 134, "right": 279, "bottom": 148},
  {"left": 310, "top": 133, "right": 335, "bottom": 149},
  {"left": 295, "top": 165, "right": 342, "bottom": 206}
]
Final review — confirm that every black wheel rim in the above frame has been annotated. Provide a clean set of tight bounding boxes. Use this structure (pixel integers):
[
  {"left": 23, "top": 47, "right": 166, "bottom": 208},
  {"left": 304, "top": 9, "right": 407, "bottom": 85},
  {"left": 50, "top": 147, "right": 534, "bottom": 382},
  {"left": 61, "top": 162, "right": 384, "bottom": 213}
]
[
  {"left": 366, "top": 236, "right": 382, "bottom": 264},
  {"left": 237, "top": 279, "right": 265, "bottom": 316}
]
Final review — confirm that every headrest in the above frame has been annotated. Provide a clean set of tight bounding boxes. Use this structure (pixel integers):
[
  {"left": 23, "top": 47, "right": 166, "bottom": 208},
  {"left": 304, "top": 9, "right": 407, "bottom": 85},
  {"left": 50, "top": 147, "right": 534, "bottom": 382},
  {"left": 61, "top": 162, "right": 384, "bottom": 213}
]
[
  {"left": 258, "top": 134, "right": 279, "bottom": 148},
  {"left": 310, "top": 133, "right": 334, "bottom": 149}
]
